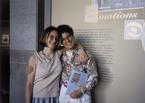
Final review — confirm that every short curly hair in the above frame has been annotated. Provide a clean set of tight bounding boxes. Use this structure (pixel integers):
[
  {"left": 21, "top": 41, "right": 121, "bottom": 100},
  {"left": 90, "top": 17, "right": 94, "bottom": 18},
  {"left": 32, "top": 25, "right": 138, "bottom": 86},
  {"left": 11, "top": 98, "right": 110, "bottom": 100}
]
[
  {"left": 57, "top": 24, "right": 74, "bottom": 36},
  {"left": 57, "top": 24, "right": 74, "bottom": 44}
]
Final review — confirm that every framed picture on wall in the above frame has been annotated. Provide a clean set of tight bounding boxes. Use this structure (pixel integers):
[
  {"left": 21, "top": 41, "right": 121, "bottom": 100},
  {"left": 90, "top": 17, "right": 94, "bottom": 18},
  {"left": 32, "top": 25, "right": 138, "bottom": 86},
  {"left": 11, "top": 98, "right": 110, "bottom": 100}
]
[
  {"left": 98, "top": 0, "right": 145, "bottom": 11},
  {"left": 0, "top": 33, "right": 9, "bottom": 47}
]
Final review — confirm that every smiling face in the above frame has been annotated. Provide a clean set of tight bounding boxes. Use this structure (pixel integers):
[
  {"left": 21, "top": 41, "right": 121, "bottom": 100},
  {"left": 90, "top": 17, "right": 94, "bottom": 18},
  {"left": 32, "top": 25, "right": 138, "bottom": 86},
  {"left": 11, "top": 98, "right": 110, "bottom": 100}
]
[
  {"left": 61, "top": 32, "right": 75, "bottom": 50},
  {"left": 45, "top": 30, "right": 58, "bottom": 49}
]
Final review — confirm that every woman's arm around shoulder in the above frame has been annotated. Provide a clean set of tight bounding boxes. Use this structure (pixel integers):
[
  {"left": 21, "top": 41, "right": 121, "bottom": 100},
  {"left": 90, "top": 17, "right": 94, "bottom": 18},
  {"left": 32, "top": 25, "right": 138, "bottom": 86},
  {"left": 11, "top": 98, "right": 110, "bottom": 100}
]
[
  {"left": 76, "top": 43, "right": 88, "bottom": 64},
  {"left": 85, "top": 56, "right": 98, "bottom": 91}
]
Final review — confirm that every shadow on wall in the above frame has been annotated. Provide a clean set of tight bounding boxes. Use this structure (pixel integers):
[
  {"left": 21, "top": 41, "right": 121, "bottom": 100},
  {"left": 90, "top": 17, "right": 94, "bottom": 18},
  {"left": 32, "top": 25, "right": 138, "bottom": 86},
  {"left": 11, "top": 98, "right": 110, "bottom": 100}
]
[{"left": 91, "top": 58, "right": 113, "bottom": 103}]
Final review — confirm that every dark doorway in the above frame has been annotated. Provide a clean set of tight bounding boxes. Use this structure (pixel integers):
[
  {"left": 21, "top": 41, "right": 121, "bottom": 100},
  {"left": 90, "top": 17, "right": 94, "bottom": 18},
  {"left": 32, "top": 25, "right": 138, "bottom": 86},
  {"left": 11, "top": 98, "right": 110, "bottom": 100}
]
[{"left": 0, "top": 0, "right": 10, "bottom": 103}]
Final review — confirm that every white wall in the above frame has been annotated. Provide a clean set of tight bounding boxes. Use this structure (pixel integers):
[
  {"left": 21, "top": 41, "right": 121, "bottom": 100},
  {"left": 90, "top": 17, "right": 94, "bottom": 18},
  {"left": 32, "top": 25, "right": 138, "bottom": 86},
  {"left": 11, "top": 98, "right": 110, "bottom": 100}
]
[{"left": 50, "top": 0, "right": 145, "bottom": 103}]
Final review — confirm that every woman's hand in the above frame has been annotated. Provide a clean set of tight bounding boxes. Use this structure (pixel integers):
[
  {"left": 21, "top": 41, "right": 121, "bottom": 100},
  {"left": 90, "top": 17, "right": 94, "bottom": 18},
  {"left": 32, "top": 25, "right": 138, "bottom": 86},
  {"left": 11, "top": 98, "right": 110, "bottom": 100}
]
[
  {"left": 79, "top": 48, "right": 88, "bottom": 64},
  {"left": 70, "top": 88, "right": 82, "bottom": 99},
  {"left": 69, "top": 87, "right": 87, "bottom": 99}
]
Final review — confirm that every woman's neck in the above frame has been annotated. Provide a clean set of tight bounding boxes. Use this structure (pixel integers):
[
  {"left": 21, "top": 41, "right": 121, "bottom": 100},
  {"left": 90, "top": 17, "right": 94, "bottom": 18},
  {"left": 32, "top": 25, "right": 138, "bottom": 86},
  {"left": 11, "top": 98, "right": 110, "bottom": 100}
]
[{"left": 43, "top": 47, "right": 54, "bottom": 56}]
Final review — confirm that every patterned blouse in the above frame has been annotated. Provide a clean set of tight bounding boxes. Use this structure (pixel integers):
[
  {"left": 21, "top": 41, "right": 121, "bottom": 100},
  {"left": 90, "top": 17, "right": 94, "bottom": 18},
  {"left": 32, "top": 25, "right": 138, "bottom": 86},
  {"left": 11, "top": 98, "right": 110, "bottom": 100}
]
[{"left": 61, "top": 48, "right": 98, "bottom": 91}]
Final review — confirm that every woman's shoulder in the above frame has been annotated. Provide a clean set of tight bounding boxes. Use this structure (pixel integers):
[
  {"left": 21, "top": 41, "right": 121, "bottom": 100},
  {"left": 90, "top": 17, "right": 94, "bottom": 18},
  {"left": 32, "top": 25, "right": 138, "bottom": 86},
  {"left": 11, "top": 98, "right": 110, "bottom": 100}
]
[
  {"left": 33, "top": 51, "right": 43, "bottom": 57},
  {"left": 55, "top": 46, "right": 66, "bottom": 57},
  {"left": 27, "top": 53, "right": 36, "bottom": 68},
  {"left": 28, "top": 51, "right": 38, "bottom": 61},
  {"left": 28, "top": 51, "right": 42, "bottom": 62},
  {"left": 55, "top": 50, "right": 62, "bottom": 57}
]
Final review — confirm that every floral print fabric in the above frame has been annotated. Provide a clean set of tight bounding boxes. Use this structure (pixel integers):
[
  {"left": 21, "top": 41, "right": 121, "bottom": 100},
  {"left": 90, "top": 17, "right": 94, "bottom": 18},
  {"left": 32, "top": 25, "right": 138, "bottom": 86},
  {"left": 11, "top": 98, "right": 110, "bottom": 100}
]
[{"left": 61, "top": 48, "right": 98, "bottom": 91}]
